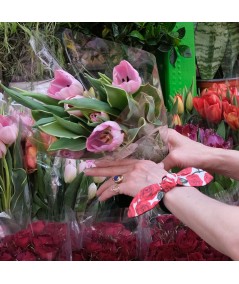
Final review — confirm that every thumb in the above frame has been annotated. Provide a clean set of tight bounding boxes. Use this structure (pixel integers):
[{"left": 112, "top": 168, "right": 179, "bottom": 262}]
[{"left": 161, "top": 154, "right": 176, "bottom": 171}]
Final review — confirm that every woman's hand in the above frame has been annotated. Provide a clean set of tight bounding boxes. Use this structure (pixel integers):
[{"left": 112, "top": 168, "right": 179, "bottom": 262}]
[
  {"left": 84, "top": 159, "right": 168, "bottom": 201},
  {"left": 162, "top": 128, "right": 213, "bottom": 171}
]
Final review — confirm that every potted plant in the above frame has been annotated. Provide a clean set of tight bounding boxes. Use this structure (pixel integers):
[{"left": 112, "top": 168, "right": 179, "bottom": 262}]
[{"left": 194, "top": 22, "right": 239, "bottom": 91}]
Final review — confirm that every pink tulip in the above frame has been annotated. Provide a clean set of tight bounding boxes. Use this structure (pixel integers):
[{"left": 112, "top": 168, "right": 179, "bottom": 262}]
[
  {"left": 112, "top": 60, "right": 142, "bottom": 94},
  {"left": 78, "top": 160, "right": 96, "bottom": 172},
  {"left": 64, "top": 95, "right": 85, "bottom": 117},
  {"left": 78, "top": 160, "right": 106, "bottom": 183},
  {"left": 9, "top": 108, "right": 34, "bottom": 139},
  {"left": 86, "top": 121, "right": 124, "bottom": 153},
  {"left": 0, "top": 115, "right": 18, "bottom": 145},
  {"left": 47, "top": 69, "right": 84, "bottom": 100},
  {"left": 0, "top": 141, "right": 7, "bottom": 158},
  {"left": 89, "top": 112, "right": 109, "bottom": 123}
]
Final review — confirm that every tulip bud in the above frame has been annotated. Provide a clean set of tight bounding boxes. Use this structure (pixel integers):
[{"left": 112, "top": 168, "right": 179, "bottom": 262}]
[
  {"left": 172, "top": 114, "right": 182, "bottom": 126},
  {"left": 185, "top": 91, "right": 193, "bottom": 112},
  {"left": 64, "top": 159, "right": 77, "bottom": 183},
  {"left": 89, "top": 112, "right": 110, "bottom": 123},
  {"left": 173, "top": 95, "right": 184, "bottom": 115},
  {"left": 93, "top": 176, "right": 106, "bottom": 184},
  {"left": 88, "top": 182, "right": 97, "bottom": 200}
]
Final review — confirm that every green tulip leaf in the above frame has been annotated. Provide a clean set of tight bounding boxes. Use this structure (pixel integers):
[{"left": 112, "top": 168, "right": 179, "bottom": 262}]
[
  {"left": 21, "top": 92, "right": 60, "bottom": 105},
  {"left": 39, "top": 121, "right": 84, "bottom": 138},
  {"left": 60, "top": 98, "right": 120, "bottom": 117},
  {"left": 1, "top": 84, "right": 47, "bottom": 112},
  {"left": 53, "top": 115, "right": 90, "bottom": 136},
  {"left": 104, "top": 84, "right": 128, "bottom": 111},
  {"left": 47, "top": 137, "right": 86, "bottom": 152}
]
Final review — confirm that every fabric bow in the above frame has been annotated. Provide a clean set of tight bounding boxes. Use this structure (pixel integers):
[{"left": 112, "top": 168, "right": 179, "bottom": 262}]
[{"left": 128, "top": 167, "right": 213, "bottom": 218}]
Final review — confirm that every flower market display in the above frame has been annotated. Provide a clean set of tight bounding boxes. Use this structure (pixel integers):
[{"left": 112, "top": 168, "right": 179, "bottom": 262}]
[{"left": 0, "top": 32, "right": 234, "bottom": 261}]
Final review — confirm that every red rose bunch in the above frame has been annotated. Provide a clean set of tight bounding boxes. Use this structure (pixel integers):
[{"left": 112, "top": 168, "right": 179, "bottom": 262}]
[
  {"left": 0, "top": 220, "right": 70, "bottom": 261},
  {"left": 72, "top": 222, "right": 137, "bottom": 261},
  {"left": 144, "top": 215, "right": 231, "bottom": 261}
]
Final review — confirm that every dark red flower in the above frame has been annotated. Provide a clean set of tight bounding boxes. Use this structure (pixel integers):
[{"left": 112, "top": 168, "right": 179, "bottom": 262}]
[{"left": 16, "top": 251, "right": 37, "bottom": 261}]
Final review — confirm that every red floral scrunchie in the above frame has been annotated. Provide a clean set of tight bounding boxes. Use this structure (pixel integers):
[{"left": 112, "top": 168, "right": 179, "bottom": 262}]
[{"left": 128, "top": 167, "right": 213, "bottom": 218}]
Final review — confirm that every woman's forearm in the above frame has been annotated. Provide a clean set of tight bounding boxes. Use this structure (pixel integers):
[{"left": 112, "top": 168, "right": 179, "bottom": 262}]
[
  {"left": 201, "top": 147, "right": 239, "bottom": 180},
  {"left": 164, "top": 186, "right": 239, "bottom": 260}
]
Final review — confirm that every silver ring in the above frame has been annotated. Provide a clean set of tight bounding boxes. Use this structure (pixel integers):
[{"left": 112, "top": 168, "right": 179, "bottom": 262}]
[
  {"left": 112, "top": 175, "right": 124, "bottom": 184},
  {"left": 111, "top": 184, "right": 120, "bottom": 194}
]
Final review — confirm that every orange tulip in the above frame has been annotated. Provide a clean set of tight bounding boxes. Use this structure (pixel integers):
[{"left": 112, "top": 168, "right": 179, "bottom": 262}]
[
  {"left": 223, "top": 101, "right": 239, "bottom": 130},
  {"left": 24, "top": 138, "right": 37, "bottom": 173}
]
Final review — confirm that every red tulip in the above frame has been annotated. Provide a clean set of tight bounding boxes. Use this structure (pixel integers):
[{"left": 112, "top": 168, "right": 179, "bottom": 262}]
[{"left": 193, "top": 94, "right": 222, "bottom": 123}]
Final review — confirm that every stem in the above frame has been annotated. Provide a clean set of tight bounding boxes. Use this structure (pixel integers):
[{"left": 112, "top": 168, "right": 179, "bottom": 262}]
[{"left": 2, "top": 156, "right": 11, "bottom": 211}]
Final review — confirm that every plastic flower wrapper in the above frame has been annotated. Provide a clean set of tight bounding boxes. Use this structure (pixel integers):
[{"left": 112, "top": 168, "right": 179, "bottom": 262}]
[
  {"left": 72, "top": 206, "right": 139, "bottom": 261},
  {"left": 0, "top": 30, "right": 168, "bottom": 164},
  {"left": 135, "top": 209, "right": 231, "bottom": 261},
  {"left": 0, "top": 100, "right": 31, "bottom": 228},
  {"left": 0, "top": 207, "right": 79, "bottom": 261}
]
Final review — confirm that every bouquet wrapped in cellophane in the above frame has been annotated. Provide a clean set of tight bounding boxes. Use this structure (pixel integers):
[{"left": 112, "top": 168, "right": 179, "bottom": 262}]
[
  {"left": 1, "top": 29, "right": 168, "bottom": 164},
  {"left": 0, "top": 30, "right": 170, "bottom": 261}
]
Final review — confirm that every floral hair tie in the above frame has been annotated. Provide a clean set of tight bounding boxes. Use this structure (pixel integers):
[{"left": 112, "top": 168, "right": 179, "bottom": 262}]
[{"left": 128, "top": 167, "right": 213, "bottom": 218}]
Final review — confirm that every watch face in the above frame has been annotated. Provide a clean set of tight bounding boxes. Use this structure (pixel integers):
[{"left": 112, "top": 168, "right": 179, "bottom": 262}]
[{"left": 157, "top": 191, "right": 164, "bottom": 202}]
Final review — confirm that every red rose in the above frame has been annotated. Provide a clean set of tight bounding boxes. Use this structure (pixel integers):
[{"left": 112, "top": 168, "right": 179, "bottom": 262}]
[
  {"left": 16, "top": 251, "right": 37, "bottom": 261},
  {"left": 29, "top": 220, "right": 46, "bottom": 234},
  {"left": 187, "top": 251, "right": 204, "bottom": 261},
  {"left": 176, "top": 229, "right": 199, "bottom": 253},
  {"left": 35, "top": 244, "right": 58, "bottom": 260},
  {"left": 14, "top": 231, "right": 31, "bottom": 248},
  {"left": 0, "top": 252, "right": 14, "bottom": 261},
  {"left": 72, "top": 250, "right": 85, "bottom": 261}
]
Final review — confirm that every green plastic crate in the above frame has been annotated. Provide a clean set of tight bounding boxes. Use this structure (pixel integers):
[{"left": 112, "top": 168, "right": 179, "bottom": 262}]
[{"left": 157, "top": 22, "right": 197, "bottom": 110}]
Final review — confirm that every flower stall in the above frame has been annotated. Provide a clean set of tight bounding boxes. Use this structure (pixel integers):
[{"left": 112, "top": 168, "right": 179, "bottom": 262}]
[{"left": 0, "top": 28, "right": 235, "bottom": 262}]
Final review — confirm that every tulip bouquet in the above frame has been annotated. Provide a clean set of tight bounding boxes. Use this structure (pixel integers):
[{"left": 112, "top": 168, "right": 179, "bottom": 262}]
[
  {"left": 1, "top": 59, "right": 168, "bottom": 163},
  {"left": 0, "top": 103, "right": 32, "bottom": 230}
]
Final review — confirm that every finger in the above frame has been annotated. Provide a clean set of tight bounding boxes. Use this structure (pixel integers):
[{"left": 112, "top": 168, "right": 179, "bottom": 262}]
[
  {"left": 94, "top": 158, "right": 139, "bottom": 167},
  {"left": 85, "top": 164, "right": 133, "bottom": 177},
  {"left": 98, "top": 183, "right": 124, "bottom": 201},
  {"left": 161, "top": 154, "right": 175, "bottom": 171},
  {"left": 96, "top": 177, "right": 114, "bottom": 196}
]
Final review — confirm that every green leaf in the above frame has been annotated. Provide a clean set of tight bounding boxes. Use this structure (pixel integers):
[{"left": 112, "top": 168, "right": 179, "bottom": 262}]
[
  {"left": 74, "top": 175, "right": 92, "bottom": 212},
  {"left": 178, "top": 45, "right": 192, "bottom": 58},
  {"left": 60, "top": 97, "right": 120, "bottom": 117},
  {"left": 104, "top": 84, "right": 128, "bottom": 111},
  {"left": 31, "top": 110, "right": 55, "bottom": 121},
  {"left": 64, "top": 173, "right": 84, "bottom": 209},
  {"left": 39, "top": 121, "right": 84, "bottom": 138},
  {"left": 11, "top": 168, "right": 31, "bottom": 220},
  {"left": 21, "top": 92, "right": 60, "bottom": 105},
  {"left": 53, "top": 115, "right": 90, "bottom": 136},
  {"left": 177, "top": 27, "right": 186, "bottom": 39},
  {"left": 1, "top": 84, "right": 48, "bottom": 112},
  {"left": 34, "top": 116, "right": 57, "bottom": 127},
  {"left": 44, "top": 105, "right": 67, "bottom": 117},
  {"left": 129, "top": 30, "right": 145, "bottom": 41},
  {"left": 48, "top": 137, "right": 86, "bottom": 152},
  {"left": 169, "top": 48, "right": 178, "bottom": 67},
  {"left": 84, "top": 74, "right": 107, "bottom": 101},
  {"left": 216, "top": 120, "right": 226, "bottom": 139}
]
